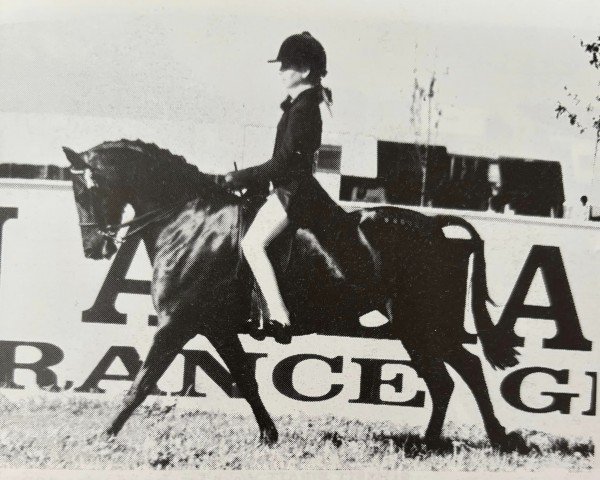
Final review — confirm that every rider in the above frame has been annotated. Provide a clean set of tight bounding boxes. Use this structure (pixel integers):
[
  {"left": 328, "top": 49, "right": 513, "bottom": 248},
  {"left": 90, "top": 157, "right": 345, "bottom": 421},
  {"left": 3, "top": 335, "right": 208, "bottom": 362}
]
[{"left": 224, "top": 32, "right": 339, "bottom": 340}]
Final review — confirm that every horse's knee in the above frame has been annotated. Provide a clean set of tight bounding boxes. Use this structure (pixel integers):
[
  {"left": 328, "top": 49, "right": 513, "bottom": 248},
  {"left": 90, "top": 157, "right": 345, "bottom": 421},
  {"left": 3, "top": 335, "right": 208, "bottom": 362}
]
[
  {"left": 153, "top": 322, "right": 172, "bottom": 340},
  {"left": 152, "top": 321, "right": 188, "bottom": 346},
  {"left": 452, "top": 349, "right": 485, "bottom": 376}
]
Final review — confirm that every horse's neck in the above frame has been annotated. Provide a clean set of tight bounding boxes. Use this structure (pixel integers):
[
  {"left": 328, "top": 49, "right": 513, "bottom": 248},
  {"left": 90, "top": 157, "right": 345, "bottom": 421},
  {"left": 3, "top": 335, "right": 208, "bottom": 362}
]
[
  {"left": 124, "top": 178, "right": 181, "bottom": 263},
  {"left": 128, "top": 167, "right": 228, "bottom": 214},
  {"left": 120, "top": 159, "right": 235, "bottom": 261},
  {"left": 127, "top": 182, "right": 190, "bottom": 222}
]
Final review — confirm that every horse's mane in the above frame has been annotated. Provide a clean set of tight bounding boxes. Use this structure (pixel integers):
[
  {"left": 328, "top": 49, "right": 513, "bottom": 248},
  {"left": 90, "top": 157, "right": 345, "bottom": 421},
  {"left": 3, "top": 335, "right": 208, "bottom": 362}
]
[{"left": 91, "top": 139, "right": 233, "bottom": 200}]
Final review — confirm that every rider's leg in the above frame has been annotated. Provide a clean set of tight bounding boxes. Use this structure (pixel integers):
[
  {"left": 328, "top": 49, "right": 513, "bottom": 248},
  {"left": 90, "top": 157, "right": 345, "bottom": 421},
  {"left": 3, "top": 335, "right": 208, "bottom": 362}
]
[{"left": 242, "top": 193, "right": 290, "bottom": 327}]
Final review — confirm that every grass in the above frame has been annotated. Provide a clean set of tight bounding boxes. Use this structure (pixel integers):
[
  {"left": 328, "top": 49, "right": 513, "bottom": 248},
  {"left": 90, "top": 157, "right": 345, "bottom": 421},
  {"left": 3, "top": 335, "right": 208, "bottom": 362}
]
[{"left": 0, "top": 394, "right": 594, "bottom": 471}]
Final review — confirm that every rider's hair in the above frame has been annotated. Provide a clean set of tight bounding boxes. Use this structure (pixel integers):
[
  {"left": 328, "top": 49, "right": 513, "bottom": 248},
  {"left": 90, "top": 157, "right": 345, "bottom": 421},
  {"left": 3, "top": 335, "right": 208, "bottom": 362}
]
[{"left": 283, "top": 59, "right": 332, "bottom": 106}]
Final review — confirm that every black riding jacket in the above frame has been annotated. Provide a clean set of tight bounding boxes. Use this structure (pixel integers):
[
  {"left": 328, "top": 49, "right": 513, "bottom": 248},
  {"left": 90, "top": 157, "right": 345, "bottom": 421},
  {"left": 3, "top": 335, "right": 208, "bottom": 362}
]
[{"left": 230, "top": 86, "right": 322, "bottom": 188}]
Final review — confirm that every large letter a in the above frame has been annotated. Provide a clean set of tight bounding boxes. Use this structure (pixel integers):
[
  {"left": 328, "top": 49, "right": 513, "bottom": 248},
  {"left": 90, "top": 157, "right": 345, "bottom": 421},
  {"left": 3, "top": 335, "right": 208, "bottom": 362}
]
[
  {"left": 82, "top": 237, "right": 156, "bottom": 325},
  {"left": 497, "top": 245, "right": 591, "bottom": 351}
]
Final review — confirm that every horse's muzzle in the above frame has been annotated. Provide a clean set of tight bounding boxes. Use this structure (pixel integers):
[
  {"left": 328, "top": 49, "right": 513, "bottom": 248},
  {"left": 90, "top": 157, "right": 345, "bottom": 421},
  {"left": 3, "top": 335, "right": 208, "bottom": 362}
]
[{"left": 84, "top": 238, "right": 117, "bottom": 260}]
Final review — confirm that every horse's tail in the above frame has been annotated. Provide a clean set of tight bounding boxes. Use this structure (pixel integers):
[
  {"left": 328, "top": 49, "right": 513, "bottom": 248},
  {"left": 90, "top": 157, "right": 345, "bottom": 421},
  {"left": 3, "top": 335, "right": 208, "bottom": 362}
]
[{"left": 437, "top": 215, "right": 519, "bottom": 370}]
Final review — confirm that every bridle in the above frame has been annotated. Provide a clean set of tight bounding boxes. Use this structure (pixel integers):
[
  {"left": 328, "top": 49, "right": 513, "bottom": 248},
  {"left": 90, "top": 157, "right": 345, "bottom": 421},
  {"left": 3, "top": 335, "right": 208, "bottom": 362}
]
[
  {"left": 70, "top": 167, "right": 186, "bottom": 244},
  {"left": 95, "top": 204, "right": 185, "bottom": 244}
]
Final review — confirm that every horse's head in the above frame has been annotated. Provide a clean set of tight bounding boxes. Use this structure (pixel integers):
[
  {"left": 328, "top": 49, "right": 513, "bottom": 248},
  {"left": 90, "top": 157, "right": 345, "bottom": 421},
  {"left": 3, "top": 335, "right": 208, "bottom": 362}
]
[
  {"left": 63, "top": 139, "right": 239, "bottom": 259},
  {"left": 63, "top": 146, "right": 127, "bottom": 260}
]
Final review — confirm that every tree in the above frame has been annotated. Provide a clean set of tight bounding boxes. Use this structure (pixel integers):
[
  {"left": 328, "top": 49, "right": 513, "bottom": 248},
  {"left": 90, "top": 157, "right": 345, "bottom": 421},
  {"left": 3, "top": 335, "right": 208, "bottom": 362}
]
[
  {"left": 555, "top": 36, "right": 600, "bottom": 209},
  {"left": 409, "top": 50, "right": 445, "bottom": 207}
]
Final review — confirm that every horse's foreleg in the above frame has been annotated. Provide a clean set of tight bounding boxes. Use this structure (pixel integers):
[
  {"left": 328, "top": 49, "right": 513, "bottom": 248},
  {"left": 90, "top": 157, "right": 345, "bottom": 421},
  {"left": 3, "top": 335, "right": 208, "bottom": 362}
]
[
  {"left": 207, "top": 333, "right": 278, "bottom": 445},
  {"left": 106, "top": 321, "right": 192, "bottom": 436},
  {"left": 445, "top": 347, "right": 509, "bottom": 446},
  {"left": 405, "top": 343, "right": 454, "bottom": 445}
]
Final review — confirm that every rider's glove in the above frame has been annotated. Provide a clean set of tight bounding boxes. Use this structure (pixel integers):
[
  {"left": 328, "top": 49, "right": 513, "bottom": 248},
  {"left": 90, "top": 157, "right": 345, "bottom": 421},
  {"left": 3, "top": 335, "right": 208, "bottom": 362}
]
[{"left": 223, "top": 171, "right": 245, "bottom": 190}]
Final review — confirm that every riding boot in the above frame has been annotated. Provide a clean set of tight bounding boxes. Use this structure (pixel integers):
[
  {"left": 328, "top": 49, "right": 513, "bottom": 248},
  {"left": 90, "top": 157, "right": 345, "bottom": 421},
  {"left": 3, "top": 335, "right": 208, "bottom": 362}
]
[
  {"left": 266, "top": 319, "right": 292, "bottom": 344},
  {"left": 249, "top": 280, "right": 291, "bottom": 344},
  {"left": 247, "top": 281, "right": 267, "bottom": 341}
]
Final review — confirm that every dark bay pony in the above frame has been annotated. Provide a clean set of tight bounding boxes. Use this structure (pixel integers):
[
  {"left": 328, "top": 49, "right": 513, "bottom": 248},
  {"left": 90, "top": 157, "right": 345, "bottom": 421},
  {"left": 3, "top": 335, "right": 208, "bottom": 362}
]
[{"left": 62, "top": 139, "right": 524, "bottom": 451}]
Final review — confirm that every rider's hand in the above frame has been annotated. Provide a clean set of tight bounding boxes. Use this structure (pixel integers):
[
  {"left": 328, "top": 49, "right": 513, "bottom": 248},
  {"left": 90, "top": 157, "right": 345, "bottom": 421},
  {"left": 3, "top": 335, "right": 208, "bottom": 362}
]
[
  {"left": 224, "top": 172, "right": 237, "bottom": 187},
  {"left": 223, "top": 171, "right": 245, "bottom": 193}
]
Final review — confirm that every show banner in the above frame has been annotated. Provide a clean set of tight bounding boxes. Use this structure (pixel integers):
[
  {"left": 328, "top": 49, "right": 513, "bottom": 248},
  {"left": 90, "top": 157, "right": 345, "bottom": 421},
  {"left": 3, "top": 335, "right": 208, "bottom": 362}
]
[{"left": 0, "top": 179, "right": 598, "bottom": 439}]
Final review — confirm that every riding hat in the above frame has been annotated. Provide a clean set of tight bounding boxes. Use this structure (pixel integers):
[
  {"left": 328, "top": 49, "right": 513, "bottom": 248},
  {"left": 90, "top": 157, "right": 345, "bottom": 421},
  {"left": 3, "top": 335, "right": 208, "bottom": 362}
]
[{"left": 268, "top": 31, "right": 327, "bottom": 77}]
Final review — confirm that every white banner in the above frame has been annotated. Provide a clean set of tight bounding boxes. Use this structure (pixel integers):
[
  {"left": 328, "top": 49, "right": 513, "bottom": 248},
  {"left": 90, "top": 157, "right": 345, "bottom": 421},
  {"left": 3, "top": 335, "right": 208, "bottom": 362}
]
[{"left": 0, "top": 179, "right": 599, "bottom": 440}]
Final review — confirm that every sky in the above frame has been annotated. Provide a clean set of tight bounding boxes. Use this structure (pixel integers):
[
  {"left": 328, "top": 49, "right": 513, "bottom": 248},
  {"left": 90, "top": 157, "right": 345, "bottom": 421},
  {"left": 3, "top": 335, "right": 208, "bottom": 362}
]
[{"left": 1, "top": 0, "right": 599, "bottom": 202}]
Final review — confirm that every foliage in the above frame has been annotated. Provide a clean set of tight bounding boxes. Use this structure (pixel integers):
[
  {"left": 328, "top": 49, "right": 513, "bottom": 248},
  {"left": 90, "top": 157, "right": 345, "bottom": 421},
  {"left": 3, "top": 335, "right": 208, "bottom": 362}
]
[
  {"left": 555, "top": 36, "right": 600, "bottom": 161},
  {"left": 409, "top": 45, "right": 447, "bottom": 206},
  {"left": 0, "top": 395, "right": 594, "bottom": 471}
]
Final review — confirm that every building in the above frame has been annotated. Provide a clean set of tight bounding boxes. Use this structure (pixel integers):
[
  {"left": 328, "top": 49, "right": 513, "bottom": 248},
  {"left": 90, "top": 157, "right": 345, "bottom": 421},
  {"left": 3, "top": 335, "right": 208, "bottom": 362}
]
[{"left": 339, "top": 140, "right": 566, "bottom": 218}]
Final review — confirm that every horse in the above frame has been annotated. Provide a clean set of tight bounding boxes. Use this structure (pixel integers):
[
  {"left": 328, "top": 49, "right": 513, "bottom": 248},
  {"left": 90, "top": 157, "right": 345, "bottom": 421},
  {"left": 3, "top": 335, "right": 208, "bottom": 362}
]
[{"left": 62, "top": 139, "right": 524, "bottom": 452}]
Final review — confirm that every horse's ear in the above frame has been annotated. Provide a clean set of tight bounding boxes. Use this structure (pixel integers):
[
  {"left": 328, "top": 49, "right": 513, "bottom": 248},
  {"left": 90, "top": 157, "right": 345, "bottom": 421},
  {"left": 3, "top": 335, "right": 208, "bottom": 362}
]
[{"left": 62, "top": 146, "right": 88, "bottom": 170}]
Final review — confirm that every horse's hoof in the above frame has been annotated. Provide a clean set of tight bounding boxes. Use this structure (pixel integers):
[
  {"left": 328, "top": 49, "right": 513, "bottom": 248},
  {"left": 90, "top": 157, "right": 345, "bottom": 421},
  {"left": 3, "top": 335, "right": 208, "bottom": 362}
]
[
  {"left": 494, "top": 431, "right": 530, "bottom": 454},
  {"left": 423, "top": 436, "right": 452, "bottom": 454},
  {"left": 400, "top": 436, "right": 428, "bottom": 458},
  {"left": 105, "top": 426, "right": 120, "bottom": 438},
  {"left": 259, "top": 426, "right": 279, "bottom": 446}
]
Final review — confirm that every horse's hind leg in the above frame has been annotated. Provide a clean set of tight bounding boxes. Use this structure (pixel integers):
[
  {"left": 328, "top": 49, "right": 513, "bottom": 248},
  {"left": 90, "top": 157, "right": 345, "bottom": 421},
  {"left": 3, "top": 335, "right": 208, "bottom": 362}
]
[
  {"left": 106, "top": 321, "right": 193, "bottom": 436},
  {"left": 445, "top": 346, "right": 509, "bottom": 446},
  {"left": 404, "top": 341, "right": 454, "bottom": 445},
  {"left": 206, "top": 332, "right": 278, "bottom": 445}
]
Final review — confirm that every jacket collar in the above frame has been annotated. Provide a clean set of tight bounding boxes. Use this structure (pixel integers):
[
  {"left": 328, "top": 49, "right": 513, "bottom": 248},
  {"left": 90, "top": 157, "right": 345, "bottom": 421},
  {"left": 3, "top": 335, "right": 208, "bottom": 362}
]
[{"left": 280, "top": 86, "right": 320, "bottom": 111}]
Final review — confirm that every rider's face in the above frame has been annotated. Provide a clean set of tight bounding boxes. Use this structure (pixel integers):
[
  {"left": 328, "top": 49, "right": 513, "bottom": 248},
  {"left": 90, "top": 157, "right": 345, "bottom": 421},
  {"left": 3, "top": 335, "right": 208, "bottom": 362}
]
[{"left": 278, "top": 63, "right": 309, "bottom": 90}]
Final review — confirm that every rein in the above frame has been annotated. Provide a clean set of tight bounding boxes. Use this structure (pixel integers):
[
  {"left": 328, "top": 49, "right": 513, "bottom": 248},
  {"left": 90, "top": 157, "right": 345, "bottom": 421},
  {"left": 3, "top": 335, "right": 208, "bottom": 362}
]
[
  {"left": 71, "top": 163, "right": 234, "bottom": 245},
  {"left": 82, "top": 201, "right": 188, "bottom": 244}
]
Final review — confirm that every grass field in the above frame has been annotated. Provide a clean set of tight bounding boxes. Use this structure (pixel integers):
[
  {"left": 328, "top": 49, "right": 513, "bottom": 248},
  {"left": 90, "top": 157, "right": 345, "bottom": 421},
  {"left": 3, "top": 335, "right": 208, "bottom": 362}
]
[{"left": 0, "top": 395, "right": 594, "bottom": 471}]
